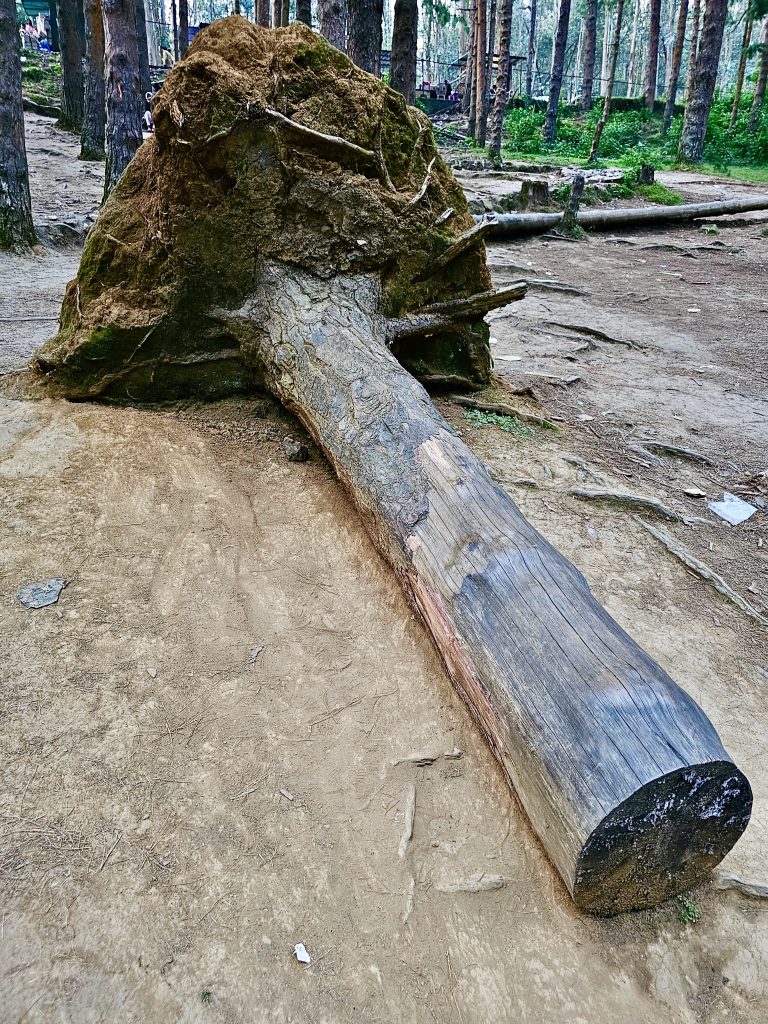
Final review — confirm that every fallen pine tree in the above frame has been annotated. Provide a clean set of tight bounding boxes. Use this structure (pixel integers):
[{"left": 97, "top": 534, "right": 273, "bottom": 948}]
[
  {"left": 35, "top": 19, "right": 752, "bottom": 915},
  {"left": 479, "top": 194, "right": 768, "bottom": 237}
]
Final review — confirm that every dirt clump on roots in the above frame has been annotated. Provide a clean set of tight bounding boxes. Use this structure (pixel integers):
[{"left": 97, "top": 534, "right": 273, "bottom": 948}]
[{"left": 34, "top": 18, "right": 492, "bottom": 401}]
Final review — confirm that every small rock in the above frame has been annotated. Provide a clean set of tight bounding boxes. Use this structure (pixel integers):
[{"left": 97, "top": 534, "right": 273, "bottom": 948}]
[
  {"left": 684, "top": 488, "right": 706, "bottom": 498},
  {"left": 18, "top": 578, "right": 68, "bottom": 609},
  {"left": 294, "top": 942, "right": 311, "bottom": 964},
  {"left": 283, "top": 435, "right": 309, "bottom": 462}
]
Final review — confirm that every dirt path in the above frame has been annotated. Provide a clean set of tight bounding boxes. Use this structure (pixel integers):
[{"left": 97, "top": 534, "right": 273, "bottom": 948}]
[{"left": 1, "top": 118, "right": 767, "bottom": 1024}]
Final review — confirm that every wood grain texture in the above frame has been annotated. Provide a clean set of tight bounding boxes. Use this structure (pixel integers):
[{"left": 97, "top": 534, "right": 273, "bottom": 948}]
[{"left": 221, "top": 263, "right": 752, "bottom": 915}]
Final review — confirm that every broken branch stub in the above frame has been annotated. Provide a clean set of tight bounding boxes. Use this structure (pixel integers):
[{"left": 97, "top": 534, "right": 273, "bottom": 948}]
[{"left": 35, "top": 20, "right": 752, "bottom": 916}]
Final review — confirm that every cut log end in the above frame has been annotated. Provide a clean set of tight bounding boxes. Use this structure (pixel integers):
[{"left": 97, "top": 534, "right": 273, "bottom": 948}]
[{"left": 574, "top": 761, "right": 752, "bottom": 916}]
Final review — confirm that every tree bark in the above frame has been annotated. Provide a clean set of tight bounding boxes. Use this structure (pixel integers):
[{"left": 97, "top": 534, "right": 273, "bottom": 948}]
[
  {"left": 178, "top": 0, "right": 189, "bottom": 56},
  {"left": 489, "top": 0, "right": 514, "bottom": 163},
  {"left": 678, "top": 0, "right": 728, "bottom": 162},
  {"left": 255, "top": 0, "right": 270, "bottom": 28},
  {"left": 271, "top": 0, "right": 280, "bottom": 28},
  {"left": 662, "top": 0, "right": 689, "bottom": 133},
  {"left": 222, "top": 260, "right": 752, "bottom": 917},
  {"left": 581, "top": 0, "right": 598, "bottom": 109},
  {"left": 466, "top": 0, "right": 477, "bottom": 125},
  {"left": 748, "top": 19, "right": 768, "bottom": 131},
  {"left": 171, "top": 0, "right": 178, "bottom": 60},
  {"left": 525, "top": 0, "right": 537, "bottom": 97},
  {"left": 280, "top": 0, "right": 289, "bottom": 27},
  {"left": 645, "top": 0, "right": 662, "bottom": 108},
  {"left": 135, "top": 0, "right": 151, "bottom": 96},
  {"left": 0, "top": 0, "right": 35, "bottom": 247},
  {"left": 57, "top": 0, "right": 86, "bottom": 129},
  {"left": 347, "top": 0, "right": 384, "bottom": 74},
  {"left": 296, "top": 0, "right": 312, "bottom": 25},
  {"left": 475, "top": 0, "right": 488, "bottom": 145},
  {"left": 729, "top": 17, "right": 752, "bottom": 128},
  {"left": 589, "top": 0, "right": 624, "bottom": 160},
  {"left": 543, "top": 0, "right": 572, "bottom": 142},
  {"left": 483, "top": 0, "right": 497, "bottom": 136},
  {"left": 80, "top": 0, "right": 105, "bottom": 160},
  {"left": 625, "top": 0, "right": 641, "bottom": 96},
  {"left": 390, "top": 0, "right": 418, "bottom": 105},
  {"left": 103, "top": 0, "right": 143, "bottom": 198},
  {"left": 600, "top": 0, "right": 611, "bottom": 96},
  {"left": 49, "top": 0, "right": 60, "bottom": 50},
  {"left": 684, "top": 0, "right": 701, "bottom": 100},
  {"left": 318, "top": 0, "right": 346, "bottom": 51}
]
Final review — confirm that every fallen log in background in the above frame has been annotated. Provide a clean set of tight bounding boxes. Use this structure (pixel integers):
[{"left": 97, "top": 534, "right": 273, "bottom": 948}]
[
  {"left": 222, "top": 263, "right": 752, "bottom": 916},
  {"left": 479, "top": 195, "right": 768, "bottom": 237}
]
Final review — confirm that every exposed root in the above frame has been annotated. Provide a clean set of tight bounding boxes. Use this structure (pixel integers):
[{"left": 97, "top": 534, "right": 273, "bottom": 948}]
[
  {"left": 636, "top": 518, "right": 768, "bottom": 626},
  {"left": 386, "top": 285, "right": 526, "bottom": 344},
  {"left": 544, "top": 321, "right": 638, "bottom": 349},
  {"left": 435, "top": 875, "right": 508, "bottom": 893},
  {"left": 414, "top": 221, "right": 495, "bottom": 281},
  {"left": 451, "top": 394, "right": 556, "bottom": 429},
  {"left": 405, "top": 156, "right": 436, "bottom": 210},
  {"left": 567, "top": 488, "right": 699, "bottom": 523},
  {"left": 434, "top": 207, "right": 455, "bottom": 226},
  {"left": 634, "top": 440, "right": 716, "bottom": 466}
]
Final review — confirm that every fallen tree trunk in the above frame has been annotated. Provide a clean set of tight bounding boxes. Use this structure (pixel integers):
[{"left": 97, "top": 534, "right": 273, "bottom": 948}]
[
  {"left": 479, "top": 195, "right": 768, "bottom": 237},
  {"left": 219, "top": 262, "right": 752, "bottom": 916}
]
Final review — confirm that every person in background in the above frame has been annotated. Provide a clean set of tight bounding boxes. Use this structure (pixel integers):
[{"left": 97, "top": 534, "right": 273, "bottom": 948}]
[{"left": 37, "top": 32, "right": 52, "bottom": 53}]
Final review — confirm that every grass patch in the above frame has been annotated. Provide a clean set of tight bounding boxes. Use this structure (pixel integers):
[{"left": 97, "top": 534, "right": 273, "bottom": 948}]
[
  {"left": 463, "top": 408, "right": 533, "bottom": 437},
  {"left": 677, "top": 895, "right": 701, "bottom": 925},
  {"left": 636, "top": 182, "right": 684, "bottom": 205}
]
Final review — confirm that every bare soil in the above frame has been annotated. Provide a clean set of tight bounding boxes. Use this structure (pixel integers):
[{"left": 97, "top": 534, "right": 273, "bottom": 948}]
[{"left": 1, "top": 116, "right": 767, "bottom": 1024}]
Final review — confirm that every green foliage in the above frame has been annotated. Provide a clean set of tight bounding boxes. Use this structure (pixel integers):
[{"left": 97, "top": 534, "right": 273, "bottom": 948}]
[
  {"left": 677, "top": 895, "right": 700, "bottom": 925},
  {"left": 463, "top": 409, "right": 533, "bottom": 437},
  {"left": 201, "top": 989, "right": 212, "bottom": 1004},
  {"left": 636, "top": 183, "right": 684, "bottom": 205}
]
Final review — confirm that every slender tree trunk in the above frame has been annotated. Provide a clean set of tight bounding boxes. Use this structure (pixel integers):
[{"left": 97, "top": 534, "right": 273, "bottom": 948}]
[
  {"left": 347, "top": 0, "right": 384, "bottom": 74},
  {"left": 475, "top": 0, "right": 488, "bottom": 144},
  {"left": 485, "top": 0, "right": 497, "bottom": 115},
  {"left": 684, "top": 0, "right": 701, "bottom": 100},
  {"left": 136, "top": 0, "right": 151, "bottom": 95},
  {"left": 271, "top": 0, "right": 280, "bottom": 28},
  {"left": 626, "top": 0, "right": 641, "bottom": 96},
  {"left": 748, "top": 19, "right": 768, "bottom": 130},
  {"left": 318, "top": 1, "right": 346, "bottom": 48},
  {"left": 466, "top": 0, "right": 477, "bottom": 122},
  {"left": 178, "top": 0, "right": 189, "bottom": 56},
  {"left": 103, "top": 0, "right": 143, "bottom": 198},
  {"left": 390, "top": 0, "right": 418, "bottom": 104},
  {"left": 233, "top": 0, "right": 240, "bottom": 14},
  {"left": 296, "top": 0, "right": 311, "bottom": 25},
  {"left": 581, "top": 0, "right": 598, "bottom": 108},
  {"left": 280, "top": 0, "right": 289, "bottom": 27},
  {"left": 645, "top": 0, "right": 662, "bottom": 108},
  {"left": 678, "top": 0, "right": 728, "bottom": 161},
  {"left": 49, "top": 0, "right": 60, "bottom": 50},
  {"left": 489, "top": 0, "right": 514, "bottom": 162},
  {"left": 171, "top": 0, "right": 178, "bottom": 60},
  {"left": 543, "top": 0, "right": 572, "bottom": 141},
  {"left": 600, "top": 0, "right": 611, "bottom": 95},
  {"left": 255, "top": 0, "right": 270, "bottom": 27},
  {"left": 0, "top": 0, "right": 35, "bottom": 247},
  {"left": 80, "top": 0, "right": 105, "bottom": 160},
  {"left": 589, "top": 0, "right": 625, "bottom": 159},
  {"left": 57, "top": 0, "right": 85, "bottom": 129},
  {"left": 662, "top": 0, "right": 688, "bottom": 132},
  {"left": 526, "top": 0, "right": 537, "bottom": 97},
  {"left": 729, "top": 17, "right": 752, "bottom": 127}
]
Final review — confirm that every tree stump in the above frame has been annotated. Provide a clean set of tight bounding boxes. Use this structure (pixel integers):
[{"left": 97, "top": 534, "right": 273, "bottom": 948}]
[
  {"left": 639, "top": 162, "right": 655, "bottom": 184},
  {"left": 35, "top": 19, "right": 752, "bottom": 915},
  {"left": 519, "top": 177, "right": 550, "bottom": 210}
]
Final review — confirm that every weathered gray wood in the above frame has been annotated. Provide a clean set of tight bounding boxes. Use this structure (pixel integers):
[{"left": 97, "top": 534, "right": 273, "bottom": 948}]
[
  {"left": 415, "top": 221, "right": 495, "bottom": 280},
  {"left": 386, "top": 284, "right": 527, "bottom": 343},
  {"left": 220, "top": 264, "right": 752, "bottom": 915},
  {"left": 480, "top": 195, "right": 768, "bottom": 237}
]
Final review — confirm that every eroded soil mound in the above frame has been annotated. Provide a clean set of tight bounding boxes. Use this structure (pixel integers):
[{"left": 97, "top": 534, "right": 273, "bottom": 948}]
[{"left": 36, "top": 18, "right": 492, "bottom": 400}]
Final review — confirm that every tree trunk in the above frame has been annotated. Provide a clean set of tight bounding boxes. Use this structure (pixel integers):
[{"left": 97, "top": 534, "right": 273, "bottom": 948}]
[
  {"left": 49, "top": 0, "right": 60, "bottom": 50},
  {"left": 748, "top": 19, "right": 768, "bottom": 130},
  {"left": 589, "top": 0, "right": 624, "bottom": 160},
  {"left": 271, "top": 0, "right": 280, "bottom": 28},
  {"left": 390, "top": 0, "right": 418, "bottom": 104},
  {"left": 80, "top": 0, "right": 105, "bottom": 160},
  {"left": 280, "top": 0, "right": 289, "bottom": 27},
  {"left": 57, "top": 0, "right": 86, "bottom": 129},
  {"left": 466, "top": 0, "right": 477, "bottom": 124},
  {"left": 136, "top": 0, "right": 151, "bottom": 96},
  {"left": 645, "top": 0, "right": 662, "bottom": 108},
  {"left": 0, "top": 0, "right": 35, "bottom": 247},
  {"left": 475, "top": 0, "right": 488, "bottom": 145},
  {"left": 662, "top": 0, "right": 689, "bottom": 132},
  {"left": 600, "top": 0, "right": 611, "bottom": 96},
  {"left": 484, "top": 0, "right": 497, "bottom": 127},
  {"left": 228, "top": 260, "right": 751, "bottom": 917},
  {"left": 727, "top": 15, "right": 751, "bottom": 126},
  {"left": 347, "top": 0, "right": 384, "bottom": 74},
  {"left": 526, "top": 0, "right": 537, "bottom": 97},
  {"left": 581, "top": 0, "right": 598, "bottom": 109},
  {"left": 103, "top": 0, "right": 143, "bottom": 198},
  {"left": 318, "top": 0, "right": 346, "bottom": 49},
  {"left": 678, "top": 0, "right": 728, "bottom": 161},
  {"left": 255, "top": 0, "right": 270, "bottom": 28},
  {"left": 178, "top": 0, "right": 189, "bottom": 56},
  {"left": 489, "top": 0, "right": 514, "bottom": 162},
  {"left": 296, "top": 0, "right": 312, "bottom": 25},
  {"left": 543, "top": 0, "right": 572, "bottom": 142},
  {"left": 625, "top": 0, "right": 641, "bottom": 96},
  {"left": 171, "top": 0, "right": 179, "bottom": 60},
  {"left": 684, "top": 0, "right": 701, "bottom": 100}
]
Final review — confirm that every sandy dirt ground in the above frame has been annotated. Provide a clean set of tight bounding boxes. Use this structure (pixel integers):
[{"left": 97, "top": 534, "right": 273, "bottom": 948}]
[{"left": 1, "top": 116, "right": 767, "bottom": 1024}]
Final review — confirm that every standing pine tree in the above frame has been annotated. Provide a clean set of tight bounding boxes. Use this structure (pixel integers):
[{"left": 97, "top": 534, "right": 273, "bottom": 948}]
[
  {"left": 645, "top": 0, "right": 662, "bottom": 108},
  {"left": 296, "top": 0, "right": 312, "bottom": 24},
  {"left": 318, "top": 0, "right": 346, "bottom": 49},
  {"left": 581, "top": 0, "right": 598, "bottom": 109},
  {"left": 589, "top": 0, "right": 624, "bottom": 159},
  {"left": 474, "top": 0, "right": 488, "bottom": 144},
  {"left": 749, "top": 19, "right": 768, "bottom": 130},
  {"left": 390, "top": 0, "right": 418, "bottom": 104},
  {"left": 136, "top": 0, "right": 151, "bottom": 96},
  {"left": 347, "top": 0, "right": 384, "bottom": 74},
  {"left": 179, "top": 0, "right": 189, "bottom": 56},
  {"left": 255, "top": 0, "right": 270, "bottom": 28},
  {"left": 103, "top": 0, "right": 143, "bottom": 197},
  {"left": 0, "top": 0, "right": 35, "bottom": 246},
  {"left": 57, "top": 0, "right": 86, "bottom": 129},
  {"left": 684, "top": 0, "right": 702, "bottom": 99},
  {"left": 678, "top": 0, "right": 728, "bottom": 161},
  {"left": 729, "top": 15, "right": 753, "bottom": 128},
  {"left": 662, "top": 0, "right": 689, "bottom": 133},
  {"left": 526, "top": 0, "right": 537, "bottom": 97},
  {"left": 80, "top": 0, "right": 105, "bottom": 160},
  {"left": 489, "top": 0, "right": 514, "bottom": 163},
  {"left": 543, "top": 0, "right": 572, "bottom": 141}
]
